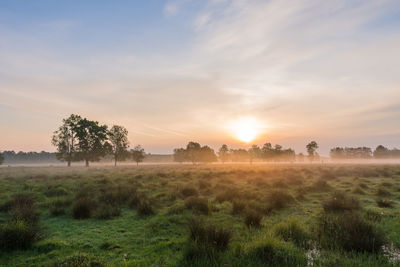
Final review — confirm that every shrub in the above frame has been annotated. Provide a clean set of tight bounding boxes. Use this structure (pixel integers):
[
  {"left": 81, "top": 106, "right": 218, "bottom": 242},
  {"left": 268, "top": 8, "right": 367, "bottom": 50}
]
[
  {"left": 72, "top": 198, "right": 96, "bottom": 219},
  {"left": 232, "top": 201, "right": 246, "bottom": 215},
  {"left": 273, "top": 219, "right": 310, "bottom": 248},
  {"left": 198, "top": 180, "right": 211, "bottom": 190},
  {"left": 180, "top": 186, "right": 199, "bottom": 199},
  {"left": 316, "top": 211, "right": 385, "bottom": 252},
  {"left": 245, "top": 236, "right": 307, "bottom": 266},
  {"left": 45, "top": 186, "right": 69, "bottom": 197},
  {"left": 137, "top": 199, "right": 154, "bottom": 216},
  {"left": 322, "top": 191, "right": 360, "bottom": 213},
  {"left": 272, "top": 180, "right": 288, "bottom": 188},
  {"left": 267, "top": 190, "right": 294, "bottom": 210},
  {"left": 94, "top": 204, "right": 121, "bottom": 219},
  {"left": 0, "top": 220, "right": 37, "bottom": 251},
  {"left": 352, "top": 186, "right": 365, "bottom": 195},
  {"left": 128, "top": 192, "right": 141, "bottom": 209},
  {"left": 49, "top": 198, "right": 71, "bottom": 216},
  {"left": 188, "top": 218, "right": 231, "bottom": 251},
  {"left": 215, "top": 189, "right": 240, "bottom": 203},
  {"left": 245, "top": 209, "right": 263, "bottom": 228},
  {"left": 57, "top": 254, "right": 105, "bottom": 267},
  {"left": 376, "top": 187, "right": 391, "bottom": 197},
  {"left": 10, "top": 203, "right": 40, "bottom": 225},
  {"left": 185, "top": 197, "right": 209, "bottom": 214},
  {"left": 309, "top": 179, "right": 331, "bottom": 191},
  {"left": 376, "top": 198, "right": 394, "bottom": 208}
]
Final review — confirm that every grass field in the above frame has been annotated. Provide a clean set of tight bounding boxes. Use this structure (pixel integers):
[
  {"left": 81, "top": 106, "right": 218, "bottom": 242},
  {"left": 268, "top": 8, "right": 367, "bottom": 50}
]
[{"left": 1, "top": 164, "right": 400, "bottom": 266}]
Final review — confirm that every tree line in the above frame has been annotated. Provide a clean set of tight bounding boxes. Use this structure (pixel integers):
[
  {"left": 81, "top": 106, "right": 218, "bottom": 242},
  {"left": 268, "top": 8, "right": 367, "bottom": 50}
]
[
  {"left": 330, "top": 145, "right": 400, "bottom": 160},
  {"left": 51, "top": 114, "right": 145, "bottom": 166},
  {"left": 173, "top": 141, "right": 319, "bottom": 164}
]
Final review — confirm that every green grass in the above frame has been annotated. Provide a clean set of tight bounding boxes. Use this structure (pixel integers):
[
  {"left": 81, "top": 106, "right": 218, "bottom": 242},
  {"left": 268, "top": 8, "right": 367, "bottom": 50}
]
[{"left": 0, "top": 164, "right": 399, "bottom": 266}]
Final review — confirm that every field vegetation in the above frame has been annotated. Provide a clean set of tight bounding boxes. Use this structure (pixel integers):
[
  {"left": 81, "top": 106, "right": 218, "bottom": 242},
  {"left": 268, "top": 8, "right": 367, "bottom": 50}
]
[{"left": 1, "top": 164, "right": 400, "bottom": 266}]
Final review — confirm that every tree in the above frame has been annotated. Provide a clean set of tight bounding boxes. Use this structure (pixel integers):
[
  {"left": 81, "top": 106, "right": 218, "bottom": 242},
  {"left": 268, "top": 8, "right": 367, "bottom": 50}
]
[
  {"left": 248, "top": 145, "right": 261, "bottom": 164},
  {"left": 306, "top": 141, "right": 319, "bottom": 162},
  {"left": 298, "top": 153, "right": 304, "bottom": 162},
  {"left": 218, "top": 144, "right": 230, "bottom": 163},
  {"left": 108, "top": 125, "right": 130, "bottom": 166},
  {"left": 186, "top": 141, "right": 202, "bottom": 164},
  {"left": 51, "top": 114, "right": 82, "bottom": 167},
  {"left": 131, "top": 145, "right": 145, "bottom": 166},
  {"left": 74, "top": 118, "right": 109, "bottom": 167},
  {"left": 173, "top": 148, "right": 187, "bottom": 163},
  {"left": 198, "top": 146, "right": 217, "bottom": 163},
  {"left": 373, "top": 145, "right": 389, "bottom": 159},
  {"left": 0, "top": 151, "right": 4, "bottom": 165}
]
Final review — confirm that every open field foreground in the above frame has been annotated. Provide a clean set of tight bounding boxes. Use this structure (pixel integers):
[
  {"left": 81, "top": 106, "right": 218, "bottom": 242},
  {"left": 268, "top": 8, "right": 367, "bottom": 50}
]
[{"left": 1, "top": 164, "right": 400, "bottom": 266}]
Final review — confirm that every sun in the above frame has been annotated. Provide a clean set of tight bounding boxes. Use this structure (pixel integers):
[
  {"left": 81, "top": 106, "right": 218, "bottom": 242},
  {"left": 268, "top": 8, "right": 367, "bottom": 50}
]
[{"left": 230, "top": 117, "right": 261, "bottom": 143}]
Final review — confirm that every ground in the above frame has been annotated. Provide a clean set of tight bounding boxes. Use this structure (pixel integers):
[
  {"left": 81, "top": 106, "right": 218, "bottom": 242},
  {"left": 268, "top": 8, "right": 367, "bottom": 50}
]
[{"left": 0, "top": 164, "right": 400, "bottom": 266}]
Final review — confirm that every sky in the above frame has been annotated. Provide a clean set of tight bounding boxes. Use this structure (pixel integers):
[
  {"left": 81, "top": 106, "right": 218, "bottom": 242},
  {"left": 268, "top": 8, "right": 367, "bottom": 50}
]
[{"left": 0, "top": 0, "right": 400, "bottom": 155}]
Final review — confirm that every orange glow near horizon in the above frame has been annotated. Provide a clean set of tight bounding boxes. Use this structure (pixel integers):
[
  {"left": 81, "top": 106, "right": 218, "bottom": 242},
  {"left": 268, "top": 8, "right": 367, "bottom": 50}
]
[{"left": 229, "top": 117, "right": 262, "bottom": 143}]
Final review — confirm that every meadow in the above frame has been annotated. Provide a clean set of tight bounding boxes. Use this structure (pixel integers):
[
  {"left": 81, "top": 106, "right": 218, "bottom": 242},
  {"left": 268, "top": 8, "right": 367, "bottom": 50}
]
[{"left": 1, "top": 164, "right": 400, "bottom": 266}]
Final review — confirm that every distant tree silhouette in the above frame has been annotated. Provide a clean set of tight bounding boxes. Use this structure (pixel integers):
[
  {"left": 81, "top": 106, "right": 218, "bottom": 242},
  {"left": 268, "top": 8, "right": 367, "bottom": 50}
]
[
  {"left": 297, "top": 153, "right": 305, "bottom": 162},
  {"left": 131, "top": 145, "right": 145, "bottom": 166},
  {"left": 330, "top": 147, "right": 372, "bottom": 160},
  {"left": 248, "top": 145, "right": 261, "bottom": 164},
  {"left": 199, "top": 145, "right": 217, "bottom": 163},
  {"left": 218, "top": 144, "right": 230, "bottom": 163},
  {"left": 173, "top": 148, "right": 186, "bottom": 163},
  {"left": 186, "top": 141, "right": 202, "bottom": 164},
  {"left": 108, "top": 125, "right": 130, "bottom": 166},
  {"left": 373, "top": 145, "right": 400, "bottom": 159},
  {"left": 0, "top": 151, "right": 4, "bottom": 165},
  {"left": 230, "top": 149, "right": 249, "bottom": 162},
  {"left": 51, "top": 114, "right": 81, "bottom": 166},
  {"left": 306, "top": 141, "right": 319, "bottom": 162},
  {"left": 74, "top": 118, "right": 109, "bottom": 167},
  {"left": 173, "top": 142, "right": 217, "bottom": 164}
]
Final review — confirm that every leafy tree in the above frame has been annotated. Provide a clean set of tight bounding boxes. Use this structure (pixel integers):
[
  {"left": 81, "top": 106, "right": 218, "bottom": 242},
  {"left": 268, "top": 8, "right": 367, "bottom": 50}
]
[
  {"left": 108, "top": 125, "right": 130, "bottom": 166},
  {"left": 173, "top": 148, "right": 186, "bottom": 163},
  {"left": 297, "top": 153, "right": 305, "bottom": 162},
  {"left": 248, "top": 145, "right": 261, "bottom": 164},
  {"left": 74, "top": 118, "right": 109, "bottom": 167},
  {"left": 198, "top": 146, "right": 217, "bottom": 163},
  {"left": 0, "top": 151, "right": 4, "bottom": 165},
  {"left": 218, "top": 144, "right": 230, "bottom": 163},
  {"left": 230, "top": 149, "right": 249, "bottom": 162},
  {"left": 51, "top": 114, "right": 82, "bottom": 167},
  {"left": 186, "top": 141, "right": 202, "bottom": 164},
  {"left": 131, "top": 145, "right": 145, "bottom": 166},
  {"left": 373, "top": 145, "right": 389, "bottom": 159},
  {"left": 306, "top": 141, "right": 319, "bottom": 162}
]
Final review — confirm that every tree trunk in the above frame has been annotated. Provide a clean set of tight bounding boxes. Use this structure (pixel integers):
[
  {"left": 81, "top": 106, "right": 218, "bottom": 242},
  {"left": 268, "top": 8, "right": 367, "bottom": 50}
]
[
  {"left": 114, "top": 157, "right": 117, "bottom": 167},
  {"left": 67, "top": 160, "right": 71, "bottom": 167},
  {"left": 85, "top": 159, "right": 89, "bottom": 167},
  {"left": 136, "top": 162, "right": 138, "bottom": 166}
]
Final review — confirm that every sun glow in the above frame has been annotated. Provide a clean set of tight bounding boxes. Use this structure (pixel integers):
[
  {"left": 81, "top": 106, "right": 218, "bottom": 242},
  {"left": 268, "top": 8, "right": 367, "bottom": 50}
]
[{"left": 230, "top": 117, "right": 261, "bottom": 143}]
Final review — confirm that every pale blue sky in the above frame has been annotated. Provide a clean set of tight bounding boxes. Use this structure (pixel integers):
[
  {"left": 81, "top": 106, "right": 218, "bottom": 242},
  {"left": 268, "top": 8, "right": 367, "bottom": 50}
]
[{"left": 1, "top": 0, "right": 400, "bottom": 154}]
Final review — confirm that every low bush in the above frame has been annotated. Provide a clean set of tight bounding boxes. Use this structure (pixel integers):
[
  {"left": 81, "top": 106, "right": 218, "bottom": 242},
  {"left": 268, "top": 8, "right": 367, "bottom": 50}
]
[
  {"left": 137, "top": 199, "right": 154, "bottom": 216},
  {"left": 376, "top": 187, "right": 391, "bottom": 197},
  {"left": 188, "top": 218, "right": 231, "bottom": 251},
  {"left": 267, "top": 190, "right": 294, "bottom": 210},
  {"left": 232, "top": 201, "right": 246, "bottom": 215},
  {"left": 0, "top": 220, "right": 38, "bottom": 251},
  {"left": 309, "top": 179, "right": 331, "bottom": 192},
  {"left": 376, "top": 198, "right": 394, "bottom": 208},
  {"left": 322, "top": 191, "right": 360, "bottom": 213},
  {"left": 72, "top": 198, "right": 97, "bottom": 219},
  {"left": 49, "top": 198, "right": 71, "bottom": 216},
  {"left": 316, "top": 211, "right": 385, "bottom": 252},
  {"left": 56, "top": 254, "right": 105, "bottom": 267},
  {"left": 215, "top": 189, "right": 240, "bottom": 203},
  {"left": 180, "top": 186, "right": 199, "bottom": 199},
  {"left": 94, "top": 204, "right": 121, "bottom": 219},
  {"left": 273, "top": 219, "right": 310, "bottom": 248},
  {"left": 185, "top": 197, "right": 209, "bottom": 214},
  {"left": 245, "top": 236, "right": 307, "bottom": 266},
  {"left": 245, "top": 209, "right": 263, "bottom": 228}
]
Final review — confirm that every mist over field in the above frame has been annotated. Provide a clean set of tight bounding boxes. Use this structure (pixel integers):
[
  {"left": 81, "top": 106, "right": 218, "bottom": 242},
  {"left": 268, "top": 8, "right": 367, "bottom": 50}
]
[{"left": 1, "top": 1, "right": 400, "bottom": 266}]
